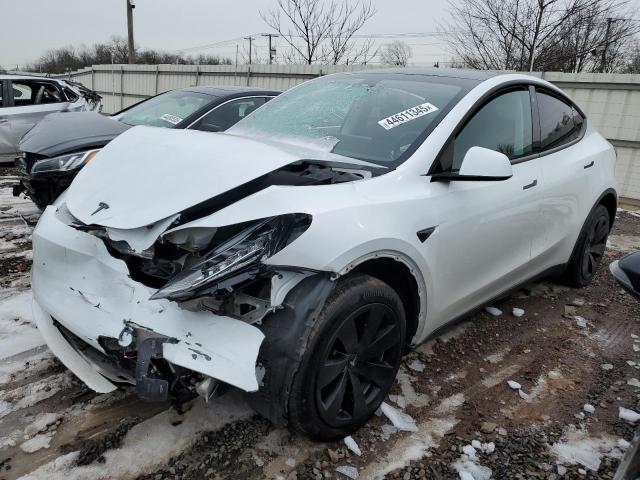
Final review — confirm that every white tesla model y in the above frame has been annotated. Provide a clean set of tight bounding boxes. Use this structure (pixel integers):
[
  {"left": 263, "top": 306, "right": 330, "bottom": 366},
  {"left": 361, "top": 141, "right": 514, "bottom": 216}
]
[{"left": 31, "top": 69, "right": 616, "bottom": 439}]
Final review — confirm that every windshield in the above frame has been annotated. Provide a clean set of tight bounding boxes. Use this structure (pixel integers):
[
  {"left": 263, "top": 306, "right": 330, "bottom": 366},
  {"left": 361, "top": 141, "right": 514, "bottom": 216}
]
[
  {"left": 229, "top": 73, "right": 472, "bottom": 165},
  {"left": 115, "top": 90, "right": 213, "bottom": 128}
]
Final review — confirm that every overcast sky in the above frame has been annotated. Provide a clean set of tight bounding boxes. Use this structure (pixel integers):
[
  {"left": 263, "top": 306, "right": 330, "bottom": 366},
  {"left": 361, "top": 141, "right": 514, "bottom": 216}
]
[
  {"left": 2, "top": 0, "right": 639, "bottom": 68},
  {"left": 1, "top": 0, "right": 453, "bottom": 68}
]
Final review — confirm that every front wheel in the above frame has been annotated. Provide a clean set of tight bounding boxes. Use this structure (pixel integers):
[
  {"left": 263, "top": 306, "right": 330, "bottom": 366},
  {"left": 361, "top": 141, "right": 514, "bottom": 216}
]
[
  {"left": 265, "top": 273, "right": 406, "bottom": 440},
  {"left": 563, "top": 204, "right": 610, "bottom": 287},
  {"left": 292, "top": 274, "right": 405, "bottom": 439}
]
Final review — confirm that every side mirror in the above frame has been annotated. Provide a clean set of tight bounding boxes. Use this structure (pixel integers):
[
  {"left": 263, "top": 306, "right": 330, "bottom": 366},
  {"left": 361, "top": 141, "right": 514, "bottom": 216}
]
[
  {"left": 610, "top": 252, "right": 640, "bottom": 299},
  {"left": 431, "top": 146, "right": 513, "bottom": 182}
]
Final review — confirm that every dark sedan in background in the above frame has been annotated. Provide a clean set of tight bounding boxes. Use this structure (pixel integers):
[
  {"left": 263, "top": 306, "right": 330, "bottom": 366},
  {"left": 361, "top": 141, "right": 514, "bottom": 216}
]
[{"left": 13, "top": 85, "right": 279, "bottom": 208}]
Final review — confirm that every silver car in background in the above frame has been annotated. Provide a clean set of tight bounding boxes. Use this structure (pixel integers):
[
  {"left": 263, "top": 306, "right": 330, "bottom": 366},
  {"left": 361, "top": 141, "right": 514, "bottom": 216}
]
[{"left": 0, "top": 75, "right": 102, "bottom": 162}]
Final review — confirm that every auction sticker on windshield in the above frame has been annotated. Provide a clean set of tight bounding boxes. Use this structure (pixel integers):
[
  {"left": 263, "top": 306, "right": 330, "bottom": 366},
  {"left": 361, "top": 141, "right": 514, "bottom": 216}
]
[
  {"left": 378, "top": 102, "right": 439, "bottom": 130},
  {"left": 160, "top": 113, "right": 183, "bottom": 125}
]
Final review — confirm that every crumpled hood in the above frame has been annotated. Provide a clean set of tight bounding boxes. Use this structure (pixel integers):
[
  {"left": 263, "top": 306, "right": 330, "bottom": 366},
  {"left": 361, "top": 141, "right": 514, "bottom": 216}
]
[
  {"left": 66, "top": 126, "right": 367, "bottom": 229},
  {"left": 19, "top": 112, "right": 130, "bottom": 158}
]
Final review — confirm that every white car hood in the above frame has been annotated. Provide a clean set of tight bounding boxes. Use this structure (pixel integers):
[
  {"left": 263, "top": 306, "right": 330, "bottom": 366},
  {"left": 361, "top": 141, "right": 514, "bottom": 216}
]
[{"left": 66, "top": 126, "right": 369, "bottom": 229}]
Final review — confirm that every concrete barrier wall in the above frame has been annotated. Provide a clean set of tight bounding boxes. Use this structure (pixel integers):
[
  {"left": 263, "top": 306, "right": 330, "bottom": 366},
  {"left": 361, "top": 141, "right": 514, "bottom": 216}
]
[{"left": 55, "top": 65, "right": 640, "bottom": 203}]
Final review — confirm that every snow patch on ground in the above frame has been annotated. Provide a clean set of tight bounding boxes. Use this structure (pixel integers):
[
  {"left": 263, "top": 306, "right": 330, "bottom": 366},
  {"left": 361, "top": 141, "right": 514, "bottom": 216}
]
[
  {"left": 395, "top": 368, "right": 432, "bottom": 408},
  {"left": 619, "top": 406, "right": 640, "bottom": 423},
  {"left": 484, "top": 307, "right": 502, "bottom": 317},
  {"left": 18, "top": 393, "right": 252, "bottom": 480},
  {"left": 0, "top": 348, "right": 55, "bottom": 385},
  {"left": 407, "top": 359, "right": 425, "bottom": 372},
  {"left": 607, "top": 235, "right": 640, "bottom": 252},
  {"left": 551, "top": 427, "right": 624, "bottom": 471},
  {"left": 344, "top": 436, "right": 362, "bottom": 456},
  {"left": 434, "top": 393, "right": 465, "bottom": 414},
  {"left": 361, "top": 417, "right": 459, "bottom": 480},
  {"left": 518, "top": 373, "right": 551, "bottom": 403},
  {"left": 20, "top": 432, "right": 54, "bottom": 453},
  {"left": 484, "top": 348, "right": 510, "bottom": 364},
  {"left": 380, "top": 402, "right": 417, "bottom": 432},
  {"left": 0, "top": 373, "right": 71, "bottom": 418},
  {"left": 0, "top": 290, "right": 44, "bottom": 360},
  {"left": 24, "top": 412, "right": 63, "bottom": 437},
  {"left": 336, "top": 465, "right": 359, "bottom": 479},
  {"left": 481, "top": 364, "right": 521, "bottom": 389},
  {"left": 452, "top": 443, "right": 493, "bottom": 480}
]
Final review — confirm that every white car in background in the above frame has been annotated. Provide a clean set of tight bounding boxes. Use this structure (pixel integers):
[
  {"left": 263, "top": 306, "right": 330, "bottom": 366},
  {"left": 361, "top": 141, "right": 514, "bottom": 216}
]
[
  {"left": 0, "top": 75, "right": 101, "bottom": 162},
  {"left": 31, "top": 69, "right": 616, "bottom": 439}
]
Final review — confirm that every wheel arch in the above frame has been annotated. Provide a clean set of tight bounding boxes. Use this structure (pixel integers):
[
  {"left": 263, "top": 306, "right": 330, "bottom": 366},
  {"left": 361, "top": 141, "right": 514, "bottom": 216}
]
[
  {"left": 597, "top": 188, "right": 618, "bottom": 230},
  {"left": 336, "top": 250, "right": 427, "bottom": 346}
]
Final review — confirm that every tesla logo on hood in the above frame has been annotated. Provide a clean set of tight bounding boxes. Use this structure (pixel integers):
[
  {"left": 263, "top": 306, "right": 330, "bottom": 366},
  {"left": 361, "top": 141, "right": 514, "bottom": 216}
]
[{"left": 91, "top": 202, "right": 110, "bottom": 216}]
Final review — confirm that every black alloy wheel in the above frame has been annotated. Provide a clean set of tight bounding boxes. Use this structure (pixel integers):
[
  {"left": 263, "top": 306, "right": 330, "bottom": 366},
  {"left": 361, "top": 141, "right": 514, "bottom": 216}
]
[
  {"left": 315, "top": 303, "right": 402, "bottom": 427},
  {"left": 581, "top": 210, "right": 609, "bottom": 281},
  {"left": 563, "top": 204, "right": 611, "bottom": 287}
]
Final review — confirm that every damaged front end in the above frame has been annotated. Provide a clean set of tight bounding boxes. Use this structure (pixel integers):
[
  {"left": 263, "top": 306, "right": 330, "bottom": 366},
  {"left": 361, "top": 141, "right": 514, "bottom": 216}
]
[
  {"left": 31, "top": 126, "right": 379, "bottom": 405},
  {"left": 32, "top": 199, "right": 328, "bottom": 404}
]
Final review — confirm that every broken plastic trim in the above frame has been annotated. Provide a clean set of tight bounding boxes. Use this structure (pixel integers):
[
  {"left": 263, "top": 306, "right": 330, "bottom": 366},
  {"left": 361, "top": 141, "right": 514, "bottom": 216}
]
[
  {"left": 247, "top": 272, "right": 336, "bottom": 424},
  {"left": 150, "top": 214, "right": 312, "bottom": 301}
]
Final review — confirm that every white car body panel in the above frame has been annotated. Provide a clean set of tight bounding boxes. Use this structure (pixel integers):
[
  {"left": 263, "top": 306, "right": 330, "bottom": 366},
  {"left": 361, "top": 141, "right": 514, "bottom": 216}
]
[
  {"left": 0, "top": 75, "right": 101, "bottom": 161},
  {"left": 31, "top": 71, "right": 617, "bottom": 394},
  {"left": 32, "top": 206, "right": 265, "bottom": 392},
  {"left": 535, "top": 126, "right": 616, "bottom": 267},
  {"left": 66, "top": 126, "right": 377, "bottom": 229}
]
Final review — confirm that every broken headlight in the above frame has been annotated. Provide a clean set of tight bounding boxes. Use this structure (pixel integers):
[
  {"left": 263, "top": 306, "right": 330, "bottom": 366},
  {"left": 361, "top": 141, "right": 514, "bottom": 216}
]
[
  {"left": 150, "top": 214, "right": 311, "bottom": 301},
  {"left": 31, "top": 149, "right": 101, "bottom": 174}
]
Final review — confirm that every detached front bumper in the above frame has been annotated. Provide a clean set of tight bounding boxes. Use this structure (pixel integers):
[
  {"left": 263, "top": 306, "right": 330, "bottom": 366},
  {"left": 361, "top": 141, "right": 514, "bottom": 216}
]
[{"left": 32, "top": 206, "right": 265, "bottom": 397}]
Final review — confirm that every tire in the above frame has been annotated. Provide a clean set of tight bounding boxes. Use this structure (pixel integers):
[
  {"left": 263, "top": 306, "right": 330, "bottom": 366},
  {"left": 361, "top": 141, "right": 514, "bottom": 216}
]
[
  {"left": 563, "top": 204, "right": 610, "bottom": 287},
  {"left": 32, "top": 197, "right": 48, "bottom": 211},
  {"left": 288, "top": 274, "right": 405, "bottom": 440},
  {"left": 282, "top": 273, "right": 406, "bottom": 440}
]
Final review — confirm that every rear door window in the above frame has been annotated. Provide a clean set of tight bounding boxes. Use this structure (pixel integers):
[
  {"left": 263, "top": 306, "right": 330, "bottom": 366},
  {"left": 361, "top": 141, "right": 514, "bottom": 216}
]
[
  {"left": 192, "top": 97, "right": 267, "bottom": 132},
  {"left": 11, "top": 80, "right": 63, "bottom": 106},
  {"left": 536, "top": 90, "right": 584, "bottom": 152}
]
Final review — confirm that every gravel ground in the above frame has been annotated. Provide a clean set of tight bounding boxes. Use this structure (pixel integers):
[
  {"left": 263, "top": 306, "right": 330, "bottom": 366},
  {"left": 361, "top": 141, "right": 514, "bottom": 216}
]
[{"left": 1, "top": 170, "right": 639, "bottom": 480}]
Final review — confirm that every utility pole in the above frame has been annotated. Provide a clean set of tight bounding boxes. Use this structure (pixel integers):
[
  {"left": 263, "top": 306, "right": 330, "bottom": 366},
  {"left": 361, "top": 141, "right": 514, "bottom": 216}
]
[
  {"left": 261, "top": 33, "right": 279, "bottom": 64},
  {"left": 244, "top": 36, "right": 255, "bottom": 65},
  {"left": 234, "top": 44, "right": 239, "bottom": 78},
  {"left": 126, "top": 0, "right": 135, "bottom": 64},
  {"left": 600, "top": 17, "right": 613, "bottom": 73}
]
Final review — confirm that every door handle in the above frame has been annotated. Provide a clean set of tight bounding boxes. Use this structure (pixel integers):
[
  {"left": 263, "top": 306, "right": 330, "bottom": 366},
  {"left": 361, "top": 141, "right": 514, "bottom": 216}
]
[
  {"left": 584, "top": 161, "right": 594, "bottom": 169},
  {"left": 523, "top": 179, "right": 538, "bottom": 190}
]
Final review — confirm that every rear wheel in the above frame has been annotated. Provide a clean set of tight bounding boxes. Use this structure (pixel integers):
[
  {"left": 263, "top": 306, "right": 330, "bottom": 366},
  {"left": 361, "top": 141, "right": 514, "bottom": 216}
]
[{"left": 563, "top": 204, "right": 610, "bottom": 287}]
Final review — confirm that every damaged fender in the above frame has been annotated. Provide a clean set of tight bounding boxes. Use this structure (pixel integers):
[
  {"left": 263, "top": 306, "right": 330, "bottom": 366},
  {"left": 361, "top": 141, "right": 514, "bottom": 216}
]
[{"left": 248, "top": 272, "right": 336, "bottom": 425}]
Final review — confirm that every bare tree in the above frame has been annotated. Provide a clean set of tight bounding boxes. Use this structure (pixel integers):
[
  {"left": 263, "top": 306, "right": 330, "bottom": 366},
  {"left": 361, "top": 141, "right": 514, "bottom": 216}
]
[
  {"left": 28, "top": 36, "right": 232, "bottom": 74},
  {"left": 440, "top": 0, "right": 639, "bottom": 72},
  {"left": 323, "top": 1, "right": 377, "bottom": 64},
  {"left": 535, "top": 1, "right": 640, "bottom": 71},
  {"left": 261, "top": 0, "right": 376, "bottom": 64},
  {"left": 623, "top": 41, "right": 640, "bottom": 73},
  {"left": 379, "top": 41, "right": 413, "bottom": 66}
]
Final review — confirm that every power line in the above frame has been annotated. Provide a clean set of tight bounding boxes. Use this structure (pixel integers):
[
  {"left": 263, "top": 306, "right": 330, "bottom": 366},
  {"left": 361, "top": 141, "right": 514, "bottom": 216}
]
[{"left": 174, "top": 31, "right": 463, "bottom": 54}]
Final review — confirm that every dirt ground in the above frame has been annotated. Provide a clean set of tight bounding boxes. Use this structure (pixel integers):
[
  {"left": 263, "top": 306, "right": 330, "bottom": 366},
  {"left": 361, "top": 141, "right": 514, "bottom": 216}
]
[{"left": 1, "top": 165, "right": 640, "bottom": 480}]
